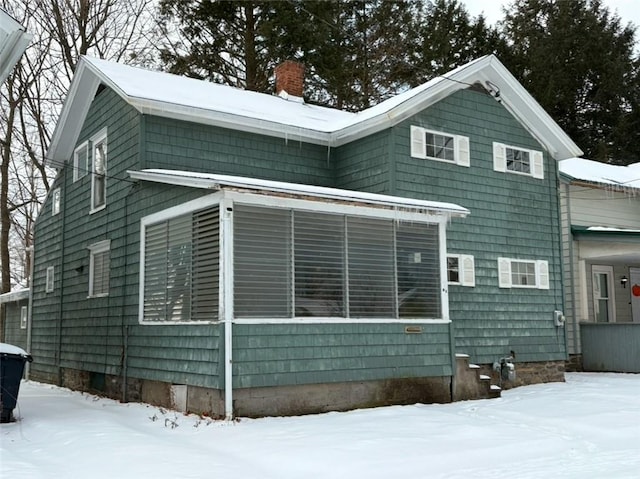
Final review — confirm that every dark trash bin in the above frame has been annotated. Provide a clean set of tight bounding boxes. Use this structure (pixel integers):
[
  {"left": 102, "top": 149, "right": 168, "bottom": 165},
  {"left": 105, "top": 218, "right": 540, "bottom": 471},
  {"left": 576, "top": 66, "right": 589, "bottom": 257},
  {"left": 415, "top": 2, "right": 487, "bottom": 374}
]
[{"left": 0, "top": 343, "right": 33, "bottom": 423}]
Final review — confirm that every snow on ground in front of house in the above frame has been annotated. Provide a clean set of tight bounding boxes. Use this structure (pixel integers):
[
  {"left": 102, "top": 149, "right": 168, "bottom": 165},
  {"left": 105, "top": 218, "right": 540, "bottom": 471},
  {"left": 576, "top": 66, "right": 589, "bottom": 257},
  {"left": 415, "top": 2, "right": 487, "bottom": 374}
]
[{"left": 2, "top": 373, "right": 640, "bottom": 478}]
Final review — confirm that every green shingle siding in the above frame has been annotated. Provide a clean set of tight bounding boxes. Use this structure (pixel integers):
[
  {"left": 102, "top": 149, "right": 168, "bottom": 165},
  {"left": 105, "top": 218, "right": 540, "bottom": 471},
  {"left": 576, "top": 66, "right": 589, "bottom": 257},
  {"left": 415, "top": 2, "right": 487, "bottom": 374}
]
[
  {"left": 31, "top": 83, "right": 566, "bottom": 395},
  {"left": 387, "top": 89, "right": 564, "bottom": 364},
  {"left": 233, "top": 323, "right": 451, "bottom": 388},
  {"left": 145, "top": 116, "right": 334, "bottom": 186}
]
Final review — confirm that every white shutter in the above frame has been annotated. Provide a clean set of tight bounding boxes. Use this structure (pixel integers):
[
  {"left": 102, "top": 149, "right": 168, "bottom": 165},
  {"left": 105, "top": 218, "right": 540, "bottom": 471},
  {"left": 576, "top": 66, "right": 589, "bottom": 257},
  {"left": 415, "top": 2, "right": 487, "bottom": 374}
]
[
  {"left": 460, "top": 254, "right": 475, "bottom": 287},
  {"left": 498, "top": 257, "right": 511, "bottom": 288},
  {"left": 456, "top": 135, "right": 470, "bottom": 167},
  {"left": 493, "top": 142, "right": 506, "bottom": 172},
  {"left": 536, "top": 260, "right": 549, "bottom": 289},
  {"left": 532, "top": 150, "right": 544, "bottom": 179},
  {"left": 410, "top": 126, "right": 426, "bottom": 158}
]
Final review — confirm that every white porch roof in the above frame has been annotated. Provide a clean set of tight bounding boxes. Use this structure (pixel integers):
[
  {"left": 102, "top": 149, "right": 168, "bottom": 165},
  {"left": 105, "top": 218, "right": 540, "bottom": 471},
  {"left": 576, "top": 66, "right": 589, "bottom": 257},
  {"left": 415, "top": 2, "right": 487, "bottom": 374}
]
[{"left": 128, "top": 169, "right": 469, "bottom": 218}]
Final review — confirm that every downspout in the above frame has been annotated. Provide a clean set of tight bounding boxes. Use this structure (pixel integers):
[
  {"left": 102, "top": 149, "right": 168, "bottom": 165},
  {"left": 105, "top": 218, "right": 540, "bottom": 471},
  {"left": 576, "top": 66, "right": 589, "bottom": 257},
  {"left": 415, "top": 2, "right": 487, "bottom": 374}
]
[
  {"left": 564, "top": 182, "right": 579, "bottom": 355},
  {"left": 56, "top": 167, "right": 68, "bottom": 385},
  {"left": 221, "top": 198, "right": 234, "bottom": 420},
  {"left": 438, "top": 216, "right": 456, "bottom": 401},
  {"left": 122, "top": 115, "right": 146, "bottom": 401},
  {"left": 120, "top": 183, "right": 137, "bottom": 402},
  {"left": 554, "top": 161, "right": 568, "bottom": 358},
  {"left": 25, "top": 246, "right": 34, "bottom": 378}
]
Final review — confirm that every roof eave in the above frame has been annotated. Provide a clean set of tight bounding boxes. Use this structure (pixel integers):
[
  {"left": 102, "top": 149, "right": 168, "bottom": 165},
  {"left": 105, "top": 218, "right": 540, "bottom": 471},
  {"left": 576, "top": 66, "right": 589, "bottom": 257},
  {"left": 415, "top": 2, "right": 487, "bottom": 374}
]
[
  {"left": 0, "top": 10, "right": 32, "bottom": 84},
  {"left": 129, "top": 98, "right": 333, "bottom": 147}
]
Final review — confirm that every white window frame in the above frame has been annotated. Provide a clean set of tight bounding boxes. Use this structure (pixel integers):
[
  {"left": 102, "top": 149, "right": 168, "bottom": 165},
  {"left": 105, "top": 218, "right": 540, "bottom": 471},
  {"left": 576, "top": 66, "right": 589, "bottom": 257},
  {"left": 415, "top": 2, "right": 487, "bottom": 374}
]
[
  {"left": 447, "top": 254, "right": 475, "bottom": 287},
  {"left": 411, "top": 126, "right": 470, "bottom": 167},
  {"left": 88, "top": 240, "right": 110, "bottom": 297},
  {"left": 90, "top": 129, "right": 107, "bottom": 213},
  {"left": 52, "top": 187, "right": 61, "bottom": 216},
  {"left": 45, "top": 266, "right": 55, "bottom": 293},
  {"left": 73, "top": 141, "right": 89, "bottom": 182},
  {"left": 493, "top": 142, "right": 544, "bottom": 179},
  {"left": 20, "top": 305, "right": 27, "bottom": 329},
  {"left": 498, "top": 257, "right": 549, "bottom": 289}
]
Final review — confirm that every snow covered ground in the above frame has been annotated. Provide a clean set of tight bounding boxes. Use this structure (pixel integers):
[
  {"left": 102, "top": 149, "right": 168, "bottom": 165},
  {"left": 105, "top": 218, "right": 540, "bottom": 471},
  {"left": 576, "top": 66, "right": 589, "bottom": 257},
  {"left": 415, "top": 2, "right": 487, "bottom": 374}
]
[{"left": 2, "top": 373, "right": 640, "bottom": 478}]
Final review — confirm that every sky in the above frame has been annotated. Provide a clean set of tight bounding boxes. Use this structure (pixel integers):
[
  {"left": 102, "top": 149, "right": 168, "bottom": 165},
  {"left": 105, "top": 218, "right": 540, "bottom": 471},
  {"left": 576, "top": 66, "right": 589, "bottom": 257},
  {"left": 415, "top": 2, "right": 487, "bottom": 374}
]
[
  {"left": 463, "top": 0, "right": 640, "bottom": 28},
  {"left": 2, "top": 373, "right": 640, "bottom": 478}
]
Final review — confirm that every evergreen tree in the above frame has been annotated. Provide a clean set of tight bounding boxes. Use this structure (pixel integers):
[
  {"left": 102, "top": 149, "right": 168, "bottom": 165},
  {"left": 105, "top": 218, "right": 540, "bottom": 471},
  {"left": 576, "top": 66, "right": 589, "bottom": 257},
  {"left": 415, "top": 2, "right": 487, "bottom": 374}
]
[
  {"left": 499, "top": 0, "right": 638, "bottom": 164},
  {"left": 157, "top": 0, "right": 425, "bottom": 110},
  {"left": 415, "top": 0, "right": 503, "bottom": 83}
]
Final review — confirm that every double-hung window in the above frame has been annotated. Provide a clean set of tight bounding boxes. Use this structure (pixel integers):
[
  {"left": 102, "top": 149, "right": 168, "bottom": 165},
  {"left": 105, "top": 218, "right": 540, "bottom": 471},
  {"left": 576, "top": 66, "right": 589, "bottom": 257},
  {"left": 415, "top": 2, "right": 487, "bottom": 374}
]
[
  {"left": 45, "top": 266, "right": 55, "bottom": 293},
  {"left": 52, "top": 188, "right": 61, "bottom": 216},
  {"left": 411, "top": 126, "right": 470, "bottom": 167},
  {"left": 89, "top": 240, "right": 110, "bottom": 297},
  {"left": 493, "top": 143, "right": 544, "bottom": 179},
  {"left": 91, "top": 130, "right": 107, "bottom": 212},
  {"left": 498, "top": 258, "right": 549, "bottom": 289},
  {"left": 20, "top": 305, "right": 27, "bottom": 329}
]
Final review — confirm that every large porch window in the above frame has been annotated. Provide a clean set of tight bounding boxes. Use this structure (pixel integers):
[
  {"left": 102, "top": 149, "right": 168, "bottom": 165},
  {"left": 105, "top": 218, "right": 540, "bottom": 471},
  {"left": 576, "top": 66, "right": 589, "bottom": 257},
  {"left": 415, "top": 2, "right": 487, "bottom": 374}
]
[
  {"left": 141, "top": 201, "right": 443, "bottom": 323},
  {"left": 142, "top": 206, "right": 219, "bottom": 322},
  {"left": 233, "top": 205, "right": 441, "bottom": 319}
]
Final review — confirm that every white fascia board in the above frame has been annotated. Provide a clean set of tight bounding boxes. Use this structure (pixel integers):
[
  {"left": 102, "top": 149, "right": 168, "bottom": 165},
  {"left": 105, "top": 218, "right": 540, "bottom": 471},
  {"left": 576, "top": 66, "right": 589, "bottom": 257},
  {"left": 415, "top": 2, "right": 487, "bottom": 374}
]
[
  {"left": 331, "top": 78, "right": 455, "bottom": 146},
  {"left": 0, "top": 10, "right": 31, "bottom": 85},
  {"left": 47, "top": 61, "right": 102, "bottom": 166},
  {"left": 128, "top": 97, "right": 332, "bottom": 146},
  {"left": 476, "top": 59, "right": 583, "bottom": 160}
]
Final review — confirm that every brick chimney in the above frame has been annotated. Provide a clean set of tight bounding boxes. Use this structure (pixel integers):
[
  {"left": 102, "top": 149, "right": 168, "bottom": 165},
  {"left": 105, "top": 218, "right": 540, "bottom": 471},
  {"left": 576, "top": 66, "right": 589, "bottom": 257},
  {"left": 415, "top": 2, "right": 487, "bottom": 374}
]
[{"left": 275, "top": 60, "right": 304, "bottom": 99}]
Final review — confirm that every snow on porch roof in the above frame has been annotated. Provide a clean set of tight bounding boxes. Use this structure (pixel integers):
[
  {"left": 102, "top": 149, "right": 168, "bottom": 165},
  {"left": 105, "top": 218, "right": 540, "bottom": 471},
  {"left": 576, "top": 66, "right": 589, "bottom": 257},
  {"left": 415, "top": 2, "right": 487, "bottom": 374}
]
[
  {"left": 128, "top": 169, "right": 470, "bottom": 218},
  {"left": 559, "top": 157, "right": 640, "bottom": 189}
]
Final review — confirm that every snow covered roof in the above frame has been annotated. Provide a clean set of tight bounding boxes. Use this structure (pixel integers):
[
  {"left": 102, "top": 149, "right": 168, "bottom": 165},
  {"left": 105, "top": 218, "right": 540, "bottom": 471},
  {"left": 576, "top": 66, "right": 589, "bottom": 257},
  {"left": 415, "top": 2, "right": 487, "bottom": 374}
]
[
  {"left": 559, "top": 157, "right": 640, "bottom": 189},
  {"left": 128, "top": 169, "right": 469, "bottom": 217},
  {"left": 0, "top": 287, "right": 29, "bottom": 304},
  {"left": 0, "top": 9, "right": 31, "bottom": 84},
  {"left": 48, "top": 54, "right": 582, "bottom": 166}
]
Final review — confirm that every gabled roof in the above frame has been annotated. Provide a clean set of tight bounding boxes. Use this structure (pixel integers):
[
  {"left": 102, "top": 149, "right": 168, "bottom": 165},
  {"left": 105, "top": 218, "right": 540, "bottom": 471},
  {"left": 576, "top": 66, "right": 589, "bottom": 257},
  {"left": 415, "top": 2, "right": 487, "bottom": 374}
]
[
  {"left": 559, "top": 157, "right": 640, "bottom": 190},
  {"left": 0, "top": 9, "right": 31, "bottom": 84},
  {"left": 48, "top": 54, "right": 582, "bottom": 166},
  {"left": 128, "top": 169, "right": 470, "bottom": 218}
]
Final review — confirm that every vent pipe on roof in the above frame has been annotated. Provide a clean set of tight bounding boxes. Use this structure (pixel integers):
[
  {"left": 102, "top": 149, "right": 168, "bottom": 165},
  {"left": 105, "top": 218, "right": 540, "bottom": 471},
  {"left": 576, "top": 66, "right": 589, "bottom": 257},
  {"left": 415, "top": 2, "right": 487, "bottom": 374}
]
[{"left": 275, "top": 60, "right": 304, "bottom": 101}]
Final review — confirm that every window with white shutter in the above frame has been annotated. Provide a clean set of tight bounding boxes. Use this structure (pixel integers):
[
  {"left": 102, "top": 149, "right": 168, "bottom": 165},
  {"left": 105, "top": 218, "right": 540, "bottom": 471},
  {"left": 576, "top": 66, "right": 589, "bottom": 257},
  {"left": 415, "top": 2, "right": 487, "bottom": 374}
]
[
  {"left": 493, "top": 142, "right": 544, "bottom": 179},
  {"left": 73, "top": 142, "right": 89, "bottom": 182},
  {"left": 410, "top": 126, "right": 470, "bottom": 167},
  {"left": 447, "top": 254, "right": 475, "bottom": 287},
  {"left": 498, "top": 257, "right": 549, "bottom": 289}
]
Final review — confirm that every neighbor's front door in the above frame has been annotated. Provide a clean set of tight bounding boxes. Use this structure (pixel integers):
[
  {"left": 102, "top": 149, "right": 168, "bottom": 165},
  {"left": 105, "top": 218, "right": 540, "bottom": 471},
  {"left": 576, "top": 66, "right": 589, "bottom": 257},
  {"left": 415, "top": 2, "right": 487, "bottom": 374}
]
[
  {"left": 630, "top": 267, "right": 640, "bottom": 322},
  {"left": 592, "top": 265, "right": 615, "bottom": 323}
]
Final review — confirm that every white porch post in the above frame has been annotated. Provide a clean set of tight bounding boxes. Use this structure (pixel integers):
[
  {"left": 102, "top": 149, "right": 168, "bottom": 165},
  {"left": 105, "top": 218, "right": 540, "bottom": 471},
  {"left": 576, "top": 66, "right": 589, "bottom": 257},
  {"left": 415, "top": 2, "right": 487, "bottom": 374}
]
[{"left": 220, "top": 198, "right": 234, "bottom": 420}]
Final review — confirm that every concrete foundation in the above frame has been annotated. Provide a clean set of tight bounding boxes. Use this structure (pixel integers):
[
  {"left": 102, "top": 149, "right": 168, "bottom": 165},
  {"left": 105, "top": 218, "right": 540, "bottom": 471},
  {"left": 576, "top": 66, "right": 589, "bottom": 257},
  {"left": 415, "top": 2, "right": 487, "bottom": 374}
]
[{"left": 37, "top": 360, "right": 564, "bottom": 418}]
